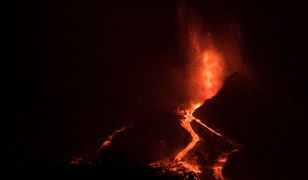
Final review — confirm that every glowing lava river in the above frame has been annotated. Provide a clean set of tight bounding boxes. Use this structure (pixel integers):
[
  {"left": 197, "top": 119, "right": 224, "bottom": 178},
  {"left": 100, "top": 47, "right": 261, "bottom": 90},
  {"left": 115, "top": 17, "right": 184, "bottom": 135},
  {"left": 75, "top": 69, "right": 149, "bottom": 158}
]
[
  {"left": 150, "top": 49, "right": 240, "bottom": 180},
  {"left": 148, "top": 2, "right": 243, "bottom": 179},
  {"left": 90, "top": 3, "right": 242, "bottom": 180},
  {"left": 174, "top": 103, "right": 222, "bottom": 173}
]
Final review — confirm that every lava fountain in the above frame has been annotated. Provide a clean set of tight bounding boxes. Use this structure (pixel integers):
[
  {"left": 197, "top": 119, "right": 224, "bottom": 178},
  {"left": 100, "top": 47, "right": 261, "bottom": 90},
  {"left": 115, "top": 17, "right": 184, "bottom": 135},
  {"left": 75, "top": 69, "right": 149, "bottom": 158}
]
[
  {"left": 174, "top": 50, "right": 225, "bottom": 173},
  {"left": 151, "top": 47, "right": 235, "bottom": 180},
  {"left": 151, "top": 2, "right": 241, "bottom": 180},
  {"left": 70, "top": 2, "right": 242, "bottom": 179}
]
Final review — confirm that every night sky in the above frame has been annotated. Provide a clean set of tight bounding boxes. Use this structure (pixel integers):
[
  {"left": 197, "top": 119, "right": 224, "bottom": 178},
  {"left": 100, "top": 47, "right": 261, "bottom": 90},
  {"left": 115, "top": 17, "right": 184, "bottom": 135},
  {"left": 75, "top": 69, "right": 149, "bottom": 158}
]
[{"left": 15, "top": 0, "right": 306, "bottom": 179}]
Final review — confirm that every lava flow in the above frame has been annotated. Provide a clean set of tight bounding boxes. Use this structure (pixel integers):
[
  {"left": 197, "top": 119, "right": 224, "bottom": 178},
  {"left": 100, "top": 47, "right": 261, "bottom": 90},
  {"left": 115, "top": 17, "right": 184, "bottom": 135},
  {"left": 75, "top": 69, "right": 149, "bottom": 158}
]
[
  {"left": 174, "top": 50, "right": 226, "bottom": 174},
  {"left": 70, "top": 126, "right": 129, "bottom": 166},
  {"left": 175, "top": 102, "right": 222, "bottom": 173},
  {"left": 151, "top": 50, "right": 232, "bottom": 179},
  {"left": 99, "top": 127, "right": 128, "bottom": 151},
  {"left": 151, "top": 1, "right": 242, "bottom": 180},
  {"left": 150, "top": 3, "right": 241, "bottom": 178}
]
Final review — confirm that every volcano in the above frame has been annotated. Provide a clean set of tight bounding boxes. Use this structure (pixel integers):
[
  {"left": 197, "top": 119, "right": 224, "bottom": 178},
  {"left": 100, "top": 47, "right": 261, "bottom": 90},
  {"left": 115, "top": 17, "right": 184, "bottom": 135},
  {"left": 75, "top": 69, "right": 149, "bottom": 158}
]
[{"left": 15, "top": 0, "right": 306, "bottom": 180}]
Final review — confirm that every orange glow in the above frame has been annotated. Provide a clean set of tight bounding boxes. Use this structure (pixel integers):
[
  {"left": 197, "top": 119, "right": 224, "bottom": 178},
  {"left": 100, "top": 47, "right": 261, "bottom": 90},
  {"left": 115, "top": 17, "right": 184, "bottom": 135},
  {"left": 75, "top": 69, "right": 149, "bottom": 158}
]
[
  {"left": 100, "top": 127, "right": 127, "bottom": 150},
  {"left": 175, "top": 102, "right": 222, "bottom": 163},
  {"left": 150, "top": 17, "right": 235, "bottom": 179},
  {"left": 150, "top": 49, "right": 228, "bottom": 178},
  {"left": 188, "top": 50, "right": 225, "bottom": 106},
  {"left": 175, "top": 106, "right": 200, "bottom": 162},
  {"left": 212, "top": 149, "right": 239, "bottom": 180},
  {"left": 149, "top": 3, "right": 242, "bottom": 179},
  {"left": 213, "top": 154, "right": 228, "bottom": 180},
  {"left": 174, "top": 50, "right": 225, "bottom": 175}
]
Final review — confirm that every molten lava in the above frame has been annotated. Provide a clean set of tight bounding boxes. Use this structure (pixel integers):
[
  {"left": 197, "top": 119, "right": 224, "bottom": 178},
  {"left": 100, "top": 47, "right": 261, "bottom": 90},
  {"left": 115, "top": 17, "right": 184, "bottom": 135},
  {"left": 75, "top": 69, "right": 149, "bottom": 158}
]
[
  {"left": 174, "top": 50, "right": 225, "bottom": 173},
  {"left": 99, "top": 127, "right": 128, "bottom": 150},
  {"left": 175, "top": 103, "right": 222, "bottom": 165},
  {"left": 150, "top": 49, "right": 235, "bottom": 179},
  {"left": 150, "top": 4, "right": 243, "bottom": 176},
  {"left": 93, "top": 2, "right": 242, "bottom": 179},
  {"left": 212, "top": 148, "right": 239, "bottom": 180},
  {"left": 152, "top": 3, "right": 243, "bottom": 178}
]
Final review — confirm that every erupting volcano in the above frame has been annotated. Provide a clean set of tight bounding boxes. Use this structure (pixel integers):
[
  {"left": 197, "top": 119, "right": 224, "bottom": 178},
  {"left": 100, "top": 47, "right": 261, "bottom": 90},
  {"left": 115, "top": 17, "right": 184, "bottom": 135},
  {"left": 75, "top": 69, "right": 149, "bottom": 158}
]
[
  {"left": 150, "top": 49, "right": 238, "bottom": 179},
  {"left": 173, "top": 50, "right": 225, "bottom": 173},
  {"left": 150, "top": 3, "right": 241, "bottom": 180},
  {"left": 83, "top": 2, "right": 242, "bottom": 180},
  {"left": 15, "top": 0, "right": 304, "bottom": 179}
]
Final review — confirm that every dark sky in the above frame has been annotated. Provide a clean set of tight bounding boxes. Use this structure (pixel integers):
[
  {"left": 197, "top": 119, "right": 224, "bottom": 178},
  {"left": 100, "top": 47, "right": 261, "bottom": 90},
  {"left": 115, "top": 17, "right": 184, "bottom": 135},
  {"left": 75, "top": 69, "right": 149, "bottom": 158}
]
[{"left": 15, "top": 0, "right": 306, "bottom": 179}]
